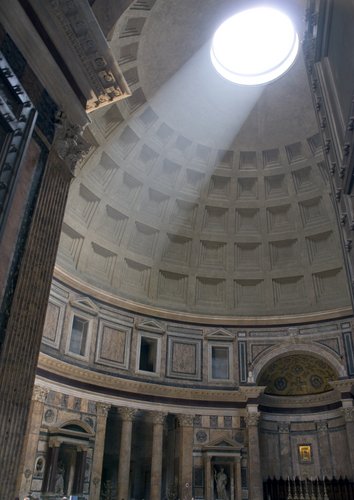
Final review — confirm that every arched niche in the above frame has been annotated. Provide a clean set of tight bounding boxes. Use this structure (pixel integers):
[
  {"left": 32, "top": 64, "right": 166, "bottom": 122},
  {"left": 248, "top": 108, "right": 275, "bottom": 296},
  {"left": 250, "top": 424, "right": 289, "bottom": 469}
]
[
  {"left": 257, "top": 353, "right": 338, "bottom": 396},
  {"left": 252, "top": 343, "right": 346, "bottom": 383}
]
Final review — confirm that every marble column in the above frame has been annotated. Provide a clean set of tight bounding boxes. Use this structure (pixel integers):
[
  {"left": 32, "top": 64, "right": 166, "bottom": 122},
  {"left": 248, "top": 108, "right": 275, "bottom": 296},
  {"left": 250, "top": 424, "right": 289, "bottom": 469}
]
[
  {"left": 204, "top": 455, "right": 212, "bottom": 500},
  {"left": 246, "top": 406, "right": 263, "bottom": 500},
  {"left": 316, "top": 421, "right": 332, "bottom": 477},
  {"left": 47, "top": 442, "right": 60, "bottom": 493},
  {"left": 150, "top": 411, "right": 167, "bottom": 500},
  {"left": 341, "top": 402, "right": 354, "bottom": 475},
  {"left": 17, "top": 385, "right": 49, "bottom": 496},
  {"left": 177, "top": 414, "right": 194, "bottom": 500},
  {"left": 235, "top": 458, "right": 242, "bottom": 500},
  {"left": 117, "top": 407, "right": 137, "bottom": 500},
  {"left": 90, "top": 403, "right": 111, "bottom": 500},
  {"left": 278, "top": 422, "right": 292, "bottom": 478},
  {"left": 73, "top": 446, "right": 88, "bottom": 494}
]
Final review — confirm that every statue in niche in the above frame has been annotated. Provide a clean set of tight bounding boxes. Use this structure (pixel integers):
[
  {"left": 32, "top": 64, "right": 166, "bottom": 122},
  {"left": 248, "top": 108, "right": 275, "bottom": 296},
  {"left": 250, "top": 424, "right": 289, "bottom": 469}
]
[
  {"left": 54, "top": 461, "right": 65, "bottom": 495},
  {"left": 214, "top": 467, "right": 228, "bottom": 500}
]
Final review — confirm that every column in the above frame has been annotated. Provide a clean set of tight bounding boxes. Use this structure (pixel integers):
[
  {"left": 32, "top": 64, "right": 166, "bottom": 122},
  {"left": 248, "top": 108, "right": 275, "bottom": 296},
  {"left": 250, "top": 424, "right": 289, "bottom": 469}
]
[
  {"left": 90, "top": 403, "right": 111, "bottom": 500},
  {"left": 0, "top": 114, "right": 89, "bottom": 499},
  {"left": 278, "top": 422, "right": 292, "bottom": 478},
  {"left": 117, "top": 407, "right": 137, "bottom": 500},
  {"left": 204, "top": 455, "right": 212, "bottom": 500},
  {"left": 234, "top": 458, "right": 242, "bottom": 500},
  {"left": 177, "top": 414, "right": 194, "bottom": 500},
  {"left": 73, "top": 446, "right": 88, "bottom": 494},
  {"left": 316, "top": 421, "right": 332, "bottom": 477},
  {"left": 46, "top": 442, "right": 60, "bottom": 493},
  {"left": 17, "top": 385, "right": 49, "bottom": 496},
  {"left": 246, "top": 405, "right": 263, "bottom": 500},
  {"left": 341, "top": 401, "right": 354, "bottom": 474},
  {"left": 150, "top": 411, "right": 167, "bottom": 500}
]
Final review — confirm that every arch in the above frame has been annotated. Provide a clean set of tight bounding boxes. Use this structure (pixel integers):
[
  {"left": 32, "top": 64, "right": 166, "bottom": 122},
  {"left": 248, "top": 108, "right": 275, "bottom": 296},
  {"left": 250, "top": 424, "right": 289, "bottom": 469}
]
[
  {"left": 58, "top": 419, "right": 92, "bottom": 434},
  {"left": 253, "top": 342, "right": 346, "bottom": 384}
]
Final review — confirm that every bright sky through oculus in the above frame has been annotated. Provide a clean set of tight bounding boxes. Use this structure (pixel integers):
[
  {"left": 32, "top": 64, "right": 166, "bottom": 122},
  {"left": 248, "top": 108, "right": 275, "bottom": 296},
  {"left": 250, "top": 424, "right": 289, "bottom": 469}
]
[{"left": 210, "top": 6, "right": 299, "bottom": 85}]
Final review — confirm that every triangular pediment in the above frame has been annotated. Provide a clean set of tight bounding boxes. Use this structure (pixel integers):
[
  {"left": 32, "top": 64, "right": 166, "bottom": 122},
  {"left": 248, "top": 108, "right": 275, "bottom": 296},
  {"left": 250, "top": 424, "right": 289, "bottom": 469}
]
[
  {"left": 70, "top": 297, "right": 99, "bottom": 315},
  {"left": 206, "top": 328, "right": 234, "bottom": 340},
  {"left": 204, "top": 435, "right": 241, "bottom": 450},
  {"left": 137, "top": 319, "right": 165, "bottom": 333}
]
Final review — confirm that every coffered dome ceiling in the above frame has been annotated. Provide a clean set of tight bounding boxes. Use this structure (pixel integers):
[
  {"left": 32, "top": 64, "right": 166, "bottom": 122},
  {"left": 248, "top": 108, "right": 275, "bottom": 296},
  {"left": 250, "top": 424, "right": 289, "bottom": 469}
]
[{"left": 56, "top": 0, "right": 351, "bottom": 320}]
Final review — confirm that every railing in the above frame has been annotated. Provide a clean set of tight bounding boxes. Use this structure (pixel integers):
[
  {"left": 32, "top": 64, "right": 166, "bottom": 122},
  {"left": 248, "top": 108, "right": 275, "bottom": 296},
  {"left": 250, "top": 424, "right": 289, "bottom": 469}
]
[{"left": 263, "top": 476, "right": 354, "bottom": 500}]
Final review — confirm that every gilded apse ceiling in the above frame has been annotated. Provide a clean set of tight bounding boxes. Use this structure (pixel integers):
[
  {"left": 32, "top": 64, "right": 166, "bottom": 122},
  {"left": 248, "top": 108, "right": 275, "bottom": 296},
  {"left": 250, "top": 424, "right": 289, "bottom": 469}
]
[
  {"left": 56, "top": 0, "right": 351, "bottom": 320},
  {"left": 258, "top": 354, "right": 337, "bottom": 396}
]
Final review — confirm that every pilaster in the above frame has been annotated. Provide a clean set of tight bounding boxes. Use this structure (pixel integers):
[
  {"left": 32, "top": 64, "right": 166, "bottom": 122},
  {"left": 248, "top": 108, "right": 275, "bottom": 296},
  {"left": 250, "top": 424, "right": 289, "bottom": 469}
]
[
  {"left": 90, "top": 403, "right": 111, "bottom": 500},
  {"left": 246, "top": 406, "right": 263, "bottom": 500},
  {"left": 18, "top": 386, "right": 49, "bottom": 496},
  {"left": 0, "top": 114, "right": 89, "bottom": 499}
]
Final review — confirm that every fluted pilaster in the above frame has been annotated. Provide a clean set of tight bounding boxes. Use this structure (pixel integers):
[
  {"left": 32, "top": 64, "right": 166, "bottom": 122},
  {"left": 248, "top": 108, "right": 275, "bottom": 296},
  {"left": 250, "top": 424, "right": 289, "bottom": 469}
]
[{"left": 90, "top": 403, "right": 111, "bottom": 500}]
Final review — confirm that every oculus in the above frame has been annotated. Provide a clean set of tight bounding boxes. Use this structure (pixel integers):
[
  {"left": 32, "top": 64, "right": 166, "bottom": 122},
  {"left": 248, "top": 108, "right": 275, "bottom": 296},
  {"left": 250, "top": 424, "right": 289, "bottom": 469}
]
[{"left": 210, "top": 6, "right": 299, "bottom": 85}]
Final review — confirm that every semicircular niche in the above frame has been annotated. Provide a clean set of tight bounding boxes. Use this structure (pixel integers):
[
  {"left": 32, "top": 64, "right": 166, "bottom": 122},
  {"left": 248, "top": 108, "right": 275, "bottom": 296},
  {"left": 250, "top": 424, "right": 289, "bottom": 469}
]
[{"left": 258, "top": 354, "right": 337, "bottom": 396}]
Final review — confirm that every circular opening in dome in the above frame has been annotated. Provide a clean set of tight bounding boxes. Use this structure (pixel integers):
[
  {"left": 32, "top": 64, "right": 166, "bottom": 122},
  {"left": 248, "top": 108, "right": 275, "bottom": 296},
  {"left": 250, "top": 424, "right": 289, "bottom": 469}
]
[{"left": 210, "top": 6, "right": 299, "bottom": 86}]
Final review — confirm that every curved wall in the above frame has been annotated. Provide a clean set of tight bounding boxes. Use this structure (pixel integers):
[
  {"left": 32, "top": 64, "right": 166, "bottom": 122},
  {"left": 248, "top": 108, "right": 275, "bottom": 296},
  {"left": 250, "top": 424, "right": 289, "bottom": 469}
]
[{"left": 39, "top": 276, "right": 354, "bottom": 409}]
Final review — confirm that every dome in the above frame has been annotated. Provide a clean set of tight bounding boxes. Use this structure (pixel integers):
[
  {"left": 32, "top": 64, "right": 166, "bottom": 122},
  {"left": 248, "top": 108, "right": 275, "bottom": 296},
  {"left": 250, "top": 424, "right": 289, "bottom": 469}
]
[{"left": 56, "top": 0, "right": 350, "bottom": 323}]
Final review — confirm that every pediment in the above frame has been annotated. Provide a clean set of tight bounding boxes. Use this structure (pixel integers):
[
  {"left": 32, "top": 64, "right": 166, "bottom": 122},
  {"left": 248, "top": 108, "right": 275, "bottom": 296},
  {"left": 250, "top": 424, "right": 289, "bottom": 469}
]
[
  {"left": 204, "top": 436, "right": 241, "bottom": 450},
  {"left": 206, "top": 328, "right": 234, "bottom": 340},
  {"left": 70, "top": 297, "right": 99, "bottom": 315},
  {"left": 137, "top": 319, "right": 165, "bottom": 333}
]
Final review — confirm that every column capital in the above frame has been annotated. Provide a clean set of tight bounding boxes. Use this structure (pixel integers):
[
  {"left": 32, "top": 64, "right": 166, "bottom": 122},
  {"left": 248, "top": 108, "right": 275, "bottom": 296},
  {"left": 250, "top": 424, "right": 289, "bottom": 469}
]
[
  {"left": 151, "top": 411, "right": 168, "bottom": 425},
  {"left": 246, "top": 406, "right": 260, "bottom": 427},
  {"left": 177, "top": 414, "right": 194, "bottom": 427},
  {"left": 96, "top": 403, "right": 111, "bottom": 417},
  {"left": 278, "top": 422, "right": 290, "bottom": 433},
  {"left": 316, "top": 420, "right": 328, "bottom": 432},
  {"left": 118, "top": 407, "right": 138, "bottom": 422},
  {"left": 32, "top": 385, "right": 49, "bottom": 403},
  {"left": 53, "top": 112, "right": 90, "bottom": 173},
  {"left": 341, "top": 406, "right": 354, "bottom": 422}
]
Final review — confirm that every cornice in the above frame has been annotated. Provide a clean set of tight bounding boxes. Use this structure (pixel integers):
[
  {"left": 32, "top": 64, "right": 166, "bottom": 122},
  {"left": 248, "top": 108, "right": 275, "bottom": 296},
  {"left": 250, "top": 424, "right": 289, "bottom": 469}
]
[{"left": 37, "top": 353, "right": 248, "bottom": 405}]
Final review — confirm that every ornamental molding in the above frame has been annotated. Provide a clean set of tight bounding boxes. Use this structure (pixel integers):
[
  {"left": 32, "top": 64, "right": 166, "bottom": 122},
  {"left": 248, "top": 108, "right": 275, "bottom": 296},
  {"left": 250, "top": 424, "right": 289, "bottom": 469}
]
[{"left": 47, "top": 0, "right": 131, "bottom": 110}]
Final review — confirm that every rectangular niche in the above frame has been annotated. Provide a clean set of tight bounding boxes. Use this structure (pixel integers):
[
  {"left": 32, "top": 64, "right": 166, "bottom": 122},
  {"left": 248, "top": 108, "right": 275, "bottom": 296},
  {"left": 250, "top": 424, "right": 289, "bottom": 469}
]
[
  {"left": 209, "top": 343, "right": 232, "bottom": 381},
  {"left": 95, "top": 320, "right": 131, "bottom": 369},
  {"left": 66, "top": 314, "right": 92, "bottom": 360},
  {"left": 136, "top": 332, "right": 161, "bottom": 376},
  {"left": 167, "top": 335, "right": 202, "bottom": 380}
]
